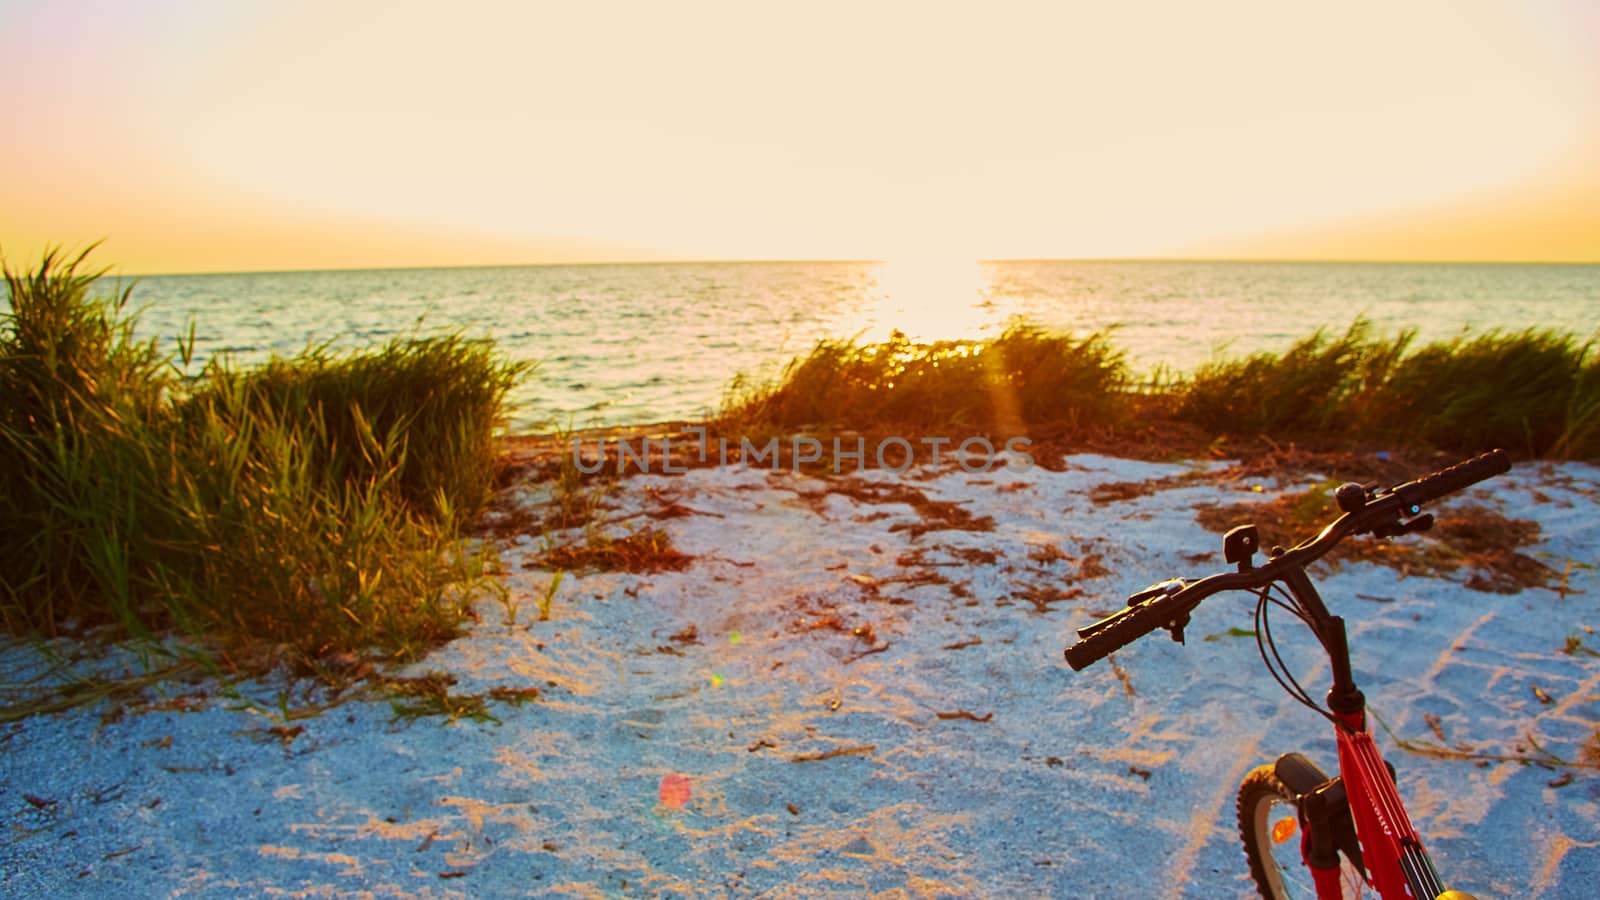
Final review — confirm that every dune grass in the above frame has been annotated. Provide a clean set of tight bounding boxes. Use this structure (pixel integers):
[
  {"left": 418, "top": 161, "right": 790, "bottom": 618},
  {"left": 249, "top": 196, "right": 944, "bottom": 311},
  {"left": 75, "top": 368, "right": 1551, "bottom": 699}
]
[
  {"left": 720, "top": 324, "right": 1128, "bottom": 433},
  {"left": 1178, "top": 319, "right": 1599, "bottom": 457},
  {"left": 725, "top": 318, "right": 1600, "bottom": 460},
  {"left": 1357, "top": 329, "right": 1599, "bottom": 456},
  {"left": 1, "top": 248, "right": 525, "bottom": 664},
  {"left": 1175, "top": 320, "right": 1397, "bottom": 437}
]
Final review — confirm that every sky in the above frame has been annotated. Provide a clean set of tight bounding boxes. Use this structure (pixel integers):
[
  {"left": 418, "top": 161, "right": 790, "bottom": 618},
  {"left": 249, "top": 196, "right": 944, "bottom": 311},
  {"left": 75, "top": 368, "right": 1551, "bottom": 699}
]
[{"left": 1, "top": 0, "right": 1597, "bottom": 273}]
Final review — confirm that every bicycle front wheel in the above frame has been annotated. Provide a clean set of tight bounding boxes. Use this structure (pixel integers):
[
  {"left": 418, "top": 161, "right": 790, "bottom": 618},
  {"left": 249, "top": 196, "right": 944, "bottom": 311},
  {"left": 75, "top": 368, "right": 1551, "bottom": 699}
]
[{"left": 1237, "top": 764, "right": 1367, "bottom": 899}]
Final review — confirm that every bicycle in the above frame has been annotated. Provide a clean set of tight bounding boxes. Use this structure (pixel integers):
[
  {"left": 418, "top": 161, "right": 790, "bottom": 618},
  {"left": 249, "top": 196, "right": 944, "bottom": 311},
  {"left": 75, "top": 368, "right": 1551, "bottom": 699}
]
[{"left": 1065, "top": 449, "right": 1512, "bottom": 899}]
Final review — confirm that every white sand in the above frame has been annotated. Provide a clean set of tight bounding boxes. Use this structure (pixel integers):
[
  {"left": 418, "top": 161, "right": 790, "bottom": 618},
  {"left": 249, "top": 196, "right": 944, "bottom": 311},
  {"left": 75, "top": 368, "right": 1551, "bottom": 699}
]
[{"left": 3, "top": 452, "right": 1597, "bottom": 898}]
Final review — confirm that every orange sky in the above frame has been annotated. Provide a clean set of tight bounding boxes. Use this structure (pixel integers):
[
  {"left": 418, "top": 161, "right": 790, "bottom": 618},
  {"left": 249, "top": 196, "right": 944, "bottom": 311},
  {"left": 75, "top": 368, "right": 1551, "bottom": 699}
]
[{"left": 2, "top": 1, "right": 1596, "bottom": 274}]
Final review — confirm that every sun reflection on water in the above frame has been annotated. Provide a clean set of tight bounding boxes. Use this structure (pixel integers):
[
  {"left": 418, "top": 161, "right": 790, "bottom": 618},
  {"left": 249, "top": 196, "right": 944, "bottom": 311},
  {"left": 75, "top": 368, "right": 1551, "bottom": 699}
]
[{"left": 830, "top": 258, "right": 1018, "bottom": 345}]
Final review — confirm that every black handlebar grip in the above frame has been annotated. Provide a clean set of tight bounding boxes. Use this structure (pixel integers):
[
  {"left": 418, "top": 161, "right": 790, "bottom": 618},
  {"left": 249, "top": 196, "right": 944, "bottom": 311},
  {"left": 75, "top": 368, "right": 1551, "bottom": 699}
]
[
  {"left": 1393, "top": 449, "right": 1511, "bottom": 509},
  {"left": 1064, "top": 601, "right": 1180, "bottom": 671}
]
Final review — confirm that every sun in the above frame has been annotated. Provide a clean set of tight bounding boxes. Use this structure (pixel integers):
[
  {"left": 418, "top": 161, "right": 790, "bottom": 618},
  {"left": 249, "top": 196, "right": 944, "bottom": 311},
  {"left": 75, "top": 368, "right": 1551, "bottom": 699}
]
[{"left": 834, "top": 257, "right": 1012, "bottom": 345}]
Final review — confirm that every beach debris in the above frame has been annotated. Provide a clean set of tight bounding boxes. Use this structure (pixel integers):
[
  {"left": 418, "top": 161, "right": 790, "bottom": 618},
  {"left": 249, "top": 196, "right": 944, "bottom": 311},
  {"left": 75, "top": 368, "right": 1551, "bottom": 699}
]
[
  {"left": 1424, "top": 713, "right": 1448, "bottom": 743},
  {"left": 747, "top": 739, "right": 776, "bottom": 752},
  {"left": 667, "top": 624, "right": 700, "bottom": 645},
  {"left": 1090, "top": 481, "right": 1154, "bottom": 504},
  {"left": 821, "top": 476, "right": 997, "bottom": 537},
  {"left": 1028, "top": 543, "right": 1069, "bottom": 565},
  {"left": 439, "top": 870, "right": 468, "bottom": 879},
  {"left": 935, "top": 710, "right": 993, "bottom": 723},
  {"left": 1561, "top": 634, "right": 1600, "bottom": 657},
  {"left": 269, "top": 724, "right": 305, "bottom": 748},
  {"left": 948, "top": 546, "right": 1001, "bottom": 565},
  {"left": 790, "top": 744, "right": 875, "bottom": 763},
  {"left": 1532, "top": 683, "right": 1555, "bottom": 705},
  {"left": 804, "top": 613, "right": 847, "bottom": 634},
  {"left": 1128, "top": 766, "right": 1153, "bottom": 780},
  {"left": 486, "top": 686, "right": 540, "bottom": 705},
  {"left": 786, "top": 803, "right": 800, "bottom": 816},
  {"left": 1109, "top": 656, "right": 1136, "bottom": 696},
  {"left": 538, "top": 525, "right": 693, "bottom": 574},
  {"left": 1547, "top": 772, "right": 1574, "bottom": 788},
  {"left": 880, "top": 568, "right": 951, "bottom": 590},
  {"left": 1090, "top": 471, "right": 1204, "bottom": 505},
  {"left": 647, "top": 494, "right": 724, "bottom": 520},
  {"left": 382, "top": 672, "right": 496, "bottom": 724},
  {"left": 942, "top": 636, "right": 983, "bottom": 651},
  {"left": 1554, "top": 560, "right": 1587, "bottom": 599},
  {"left": 658, "top": 772, "right": 692, "bottom": 809},
  {"left": 23, "top": 794, "right": 55, "bottom": 810},
  {"left": 1016, "top": 584, "right": 1085, "bottom": 615},
  {"left": 144, "top": 690, "right": 210, "bottom": 714},
  {"left": 889, "top": 501, "right": 995, "bottom": 538},
  {"left": 1203, "top": 627, "right": 1259, "bottom": 642},
  {"left": 843, "top": 643, "right": 890, "bottom": 664}
]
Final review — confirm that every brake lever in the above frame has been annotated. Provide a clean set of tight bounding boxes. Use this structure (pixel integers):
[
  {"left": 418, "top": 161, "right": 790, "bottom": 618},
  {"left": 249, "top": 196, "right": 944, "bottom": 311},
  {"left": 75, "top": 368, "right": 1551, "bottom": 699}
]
[
  {"left": 1370, "top": 513, "right": 1434, "bottom": 539},
  {"left": 1165, "top": 611, "right": 1190, "bottom": 645},
  {"left": 1127, "top": 578, "right": 1185, "bottom": 606}
]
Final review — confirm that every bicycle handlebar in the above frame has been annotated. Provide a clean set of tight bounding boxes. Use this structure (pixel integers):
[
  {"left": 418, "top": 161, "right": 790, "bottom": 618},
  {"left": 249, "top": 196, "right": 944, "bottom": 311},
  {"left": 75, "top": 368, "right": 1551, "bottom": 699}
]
[
  {"left": 1390, "top": 450, "right": 1513, "bottom": 510},
  {"left": 1064, "top": 449, "right": 1510, "bottom": 671}
]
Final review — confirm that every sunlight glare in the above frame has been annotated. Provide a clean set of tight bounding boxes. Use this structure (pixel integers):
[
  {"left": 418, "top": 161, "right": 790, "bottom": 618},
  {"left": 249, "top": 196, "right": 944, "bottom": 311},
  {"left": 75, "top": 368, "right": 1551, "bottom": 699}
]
[{"left": 836, "top": 258, "right": 1013, "bottom": 345}]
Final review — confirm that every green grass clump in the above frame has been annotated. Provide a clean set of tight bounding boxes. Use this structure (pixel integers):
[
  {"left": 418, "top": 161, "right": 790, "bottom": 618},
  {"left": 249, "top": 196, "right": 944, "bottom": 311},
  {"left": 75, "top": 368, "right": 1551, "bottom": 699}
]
[
  {"left": 1358, "top": 329, "right": 1596, "bottom": 456},
  {"left": 0, "top": 248, "right": 525, "bottom": 662},
  {"left": 189, "top": 332, "right": 521, "bottom": 530},
  {"left": 722, "top": 323, "right": 1128, "bottom": 432},
  {"left": 1176, "top": 321, "right": 1394, "bottom": 437},
  {"left": 1176, "top": 319, "right": 1600, "bottom": 458}
]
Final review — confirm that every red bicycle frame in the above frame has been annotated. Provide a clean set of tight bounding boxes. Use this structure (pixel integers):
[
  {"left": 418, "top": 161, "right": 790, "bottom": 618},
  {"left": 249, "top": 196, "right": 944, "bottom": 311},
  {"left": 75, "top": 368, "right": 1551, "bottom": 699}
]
[
  {"left": 1320, "top": 709, "right": 1444, "bottom": 899},
  {"left": 1283, "top": 568, "right": 1447, "bottom": 900}
]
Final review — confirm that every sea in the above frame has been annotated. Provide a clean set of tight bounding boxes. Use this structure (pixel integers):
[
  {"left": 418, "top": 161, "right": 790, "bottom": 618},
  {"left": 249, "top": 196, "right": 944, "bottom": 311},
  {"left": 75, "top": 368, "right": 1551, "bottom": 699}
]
[{"left": 112, "top": 260, "right": 1600, "bottom": 432}]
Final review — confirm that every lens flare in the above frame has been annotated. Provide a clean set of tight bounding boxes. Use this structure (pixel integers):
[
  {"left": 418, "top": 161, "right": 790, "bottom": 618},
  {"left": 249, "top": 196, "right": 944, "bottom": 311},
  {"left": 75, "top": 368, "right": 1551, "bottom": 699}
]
[{"left": 659, "top": 773, "right": 691, "bottom": 809}]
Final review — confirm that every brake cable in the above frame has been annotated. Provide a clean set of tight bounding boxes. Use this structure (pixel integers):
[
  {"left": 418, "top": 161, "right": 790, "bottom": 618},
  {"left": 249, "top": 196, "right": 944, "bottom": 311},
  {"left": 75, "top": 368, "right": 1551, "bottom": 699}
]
[{"left": 1254, "top": 582, "right": 1344, "bottom": 729}]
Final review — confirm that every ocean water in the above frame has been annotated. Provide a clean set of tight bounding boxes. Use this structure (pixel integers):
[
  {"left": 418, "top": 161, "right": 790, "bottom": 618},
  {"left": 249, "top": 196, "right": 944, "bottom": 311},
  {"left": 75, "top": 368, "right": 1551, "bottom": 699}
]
[{"left": 112, "top": 260, "right": 1600, "bottom": 431}]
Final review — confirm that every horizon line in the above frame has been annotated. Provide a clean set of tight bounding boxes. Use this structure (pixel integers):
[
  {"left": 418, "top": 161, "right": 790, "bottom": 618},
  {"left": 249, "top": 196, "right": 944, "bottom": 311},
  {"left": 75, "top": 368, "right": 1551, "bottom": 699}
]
[{"left": 107, "top": 255, "right": 1600, "bottom": 278}]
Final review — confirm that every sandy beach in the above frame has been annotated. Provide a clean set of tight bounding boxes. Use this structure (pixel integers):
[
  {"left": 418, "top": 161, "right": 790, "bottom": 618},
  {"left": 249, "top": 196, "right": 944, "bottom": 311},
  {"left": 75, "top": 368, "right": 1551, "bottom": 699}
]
[{"left": 3, "top": 448, "right": 1597, "bottom": 898}]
